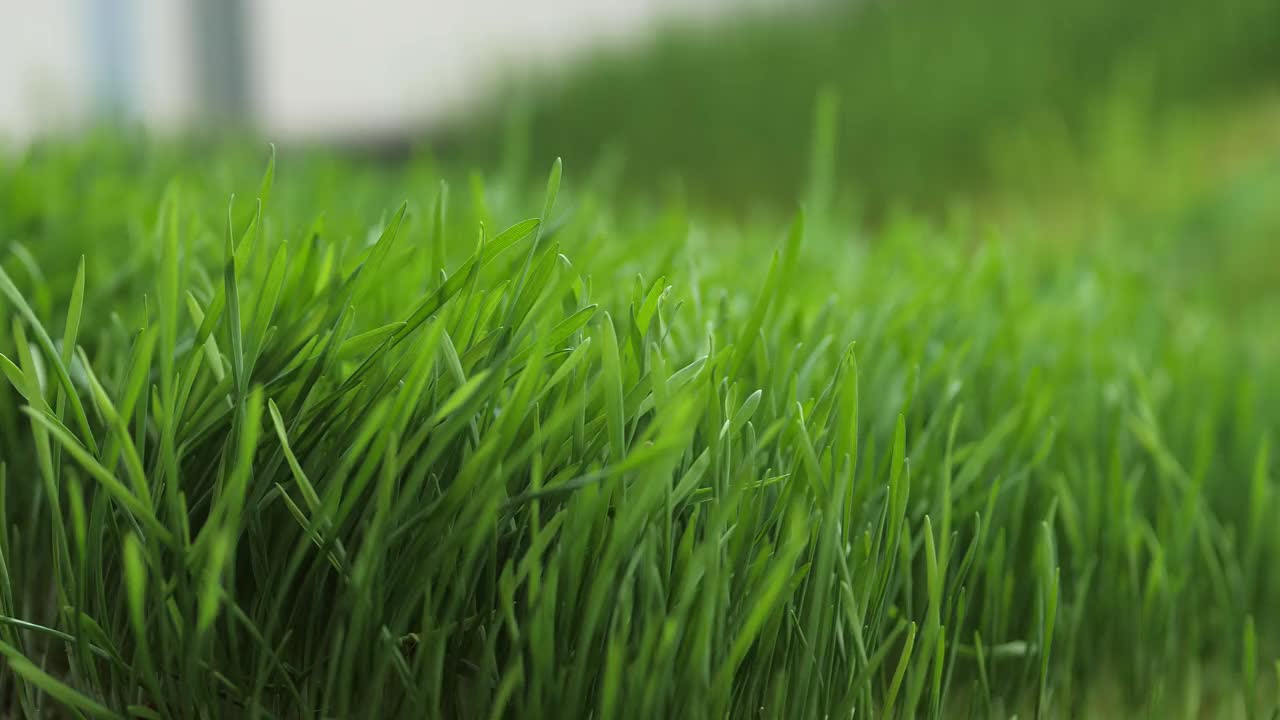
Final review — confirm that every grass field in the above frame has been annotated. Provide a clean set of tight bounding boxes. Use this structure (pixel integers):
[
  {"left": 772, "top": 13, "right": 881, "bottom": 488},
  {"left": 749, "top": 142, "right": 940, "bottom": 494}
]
[
  {"left": 447, "top": 0, "right": 1280, "bottom": 212},
  {"left": 0, "top": 107, "right": 1277, "bottom": 717},
  {"left": 2, "top": 1, "right": 1280, "bottom": 716}
]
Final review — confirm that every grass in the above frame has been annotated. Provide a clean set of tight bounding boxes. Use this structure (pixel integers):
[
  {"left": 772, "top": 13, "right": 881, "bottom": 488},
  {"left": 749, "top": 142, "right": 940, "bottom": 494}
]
[
  {"left": 0, "top": 107, "right": 1278, "bottom": 718},
  {"left": 445, "top": 0, "right": 1280, "bottom": 213}
]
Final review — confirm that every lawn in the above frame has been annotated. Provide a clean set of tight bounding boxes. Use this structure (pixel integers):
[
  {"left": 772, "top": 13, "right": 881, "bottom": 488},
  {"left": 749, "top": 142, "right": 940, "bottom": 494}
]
[
  {"left": 0, "top": 108, "right": 1276, "bottom": 717},
  {"left": 444, "top": 0, "right": 1280, "bottom": 213},
  {"left": 1, "top": 1, "right": 1280, "bottom": 716}
]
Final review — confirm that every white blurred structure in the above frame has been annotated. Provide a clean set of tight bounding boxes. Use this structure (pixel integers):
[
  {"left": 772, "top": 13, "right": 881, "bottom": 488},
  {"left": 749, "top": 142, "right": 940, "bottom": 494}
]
[
  {"left": 0, "top": 0, "right": 761, "bottom": 145},
  {"left": 1, "top": 0, "right": 91, "bottom": 142}
]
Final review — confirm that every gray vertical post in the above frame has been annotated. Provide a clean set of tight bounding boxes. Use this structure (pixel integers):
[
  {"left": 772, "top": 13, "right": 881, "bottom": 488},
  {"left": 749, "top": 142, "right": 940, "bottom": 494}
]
[{"left": 191, "top": 0, "right": 251, "bottom": 126}]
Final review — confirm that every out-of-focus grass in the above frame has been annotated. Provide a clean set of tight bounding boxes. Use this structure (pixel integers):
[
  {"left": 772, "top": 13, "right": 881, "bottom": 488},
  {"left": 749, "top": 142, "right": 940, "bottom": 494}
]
[{"left": 445, "top": 0, "right": 1280, "bottom": 213}]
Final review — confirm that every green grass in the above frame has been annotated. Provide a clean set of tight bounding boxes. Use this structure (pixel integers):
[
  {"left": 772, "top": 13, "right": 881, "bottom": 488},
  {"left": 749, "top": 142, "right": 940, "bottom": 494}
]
[
  {"left": 446, "top": 0, "right": 1280, "bottom": 213},
  {"left": 0, "top": 118, "right": 1278, "bottom": 718}
]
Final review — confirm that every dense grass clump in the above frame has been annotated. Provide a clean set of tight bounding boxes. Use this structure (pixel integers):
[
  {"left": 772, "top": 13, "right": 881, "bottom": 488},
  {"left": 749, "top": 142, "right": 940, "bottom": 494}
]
[{"left": 0, "top": 140, "right": 1277, "bottom": 718}]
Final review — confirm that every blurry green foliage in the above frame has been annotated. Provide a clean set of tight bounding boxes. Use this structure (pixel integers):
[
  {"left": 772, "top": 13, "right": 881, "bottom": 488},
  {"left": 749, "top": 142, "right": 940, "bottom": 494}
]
[{"left": 448, "top": 0, "right": 1280, "bottom": 211}]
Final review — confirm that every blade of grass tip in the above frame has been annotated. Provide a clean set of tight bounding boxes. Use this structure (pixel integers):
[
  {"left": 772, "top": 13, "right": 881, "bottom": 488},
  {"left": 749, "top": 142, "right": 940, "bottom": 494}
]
[
  {"left": 135, "top": 300, "right": 152, "bottom": 464},
  {"left": 186, "top": 201, "right": 262, "bottom": 355},
  {"left": 973, "top": 631, "right": 992, "bottom": 714},
  {"left": 286, "top": 301, "right": 355, "bottom": 422},
  {"left": 57, "top": 255, "right": 85, "bottom": 401},
  {"left": 3, "top": 329, "right": 50, "bottom": 416},
  {"left": 728, "top": 251, "right": 779, "bottom": 377},
  {"left": 796, "top": 409, "right": 843, "bottom": 714},
  {"left": 0, "top": 639, "right": 123, "bottom": 719},
  {"left": 429, "top": 369, "right": 492, "bottom": 426},
  {"left": 904, "top": 515, "right": 942, "bottom": 716},
  {"left": 1037, "top": 565, "right": 1059, "bottom": 720},
  {"left": 940, "top": 405, "right": 961, "bottom": 574},
  {"left": 502, "top": 158, "right": 561, "bottom": 330},
  {"left": 600, "top": 312, "right": 626, "bottom": 461},
  {"left": 632, "top": 276, "right": 666, "bottom": 345},
  {"left": 515, "top": 304, "right": 596, "bottom": 365},
  {"left": 259, "top": 143, "right": 276, "bottom": 208},
  {"left": 352, "top": 217, "right": 538, "bottom": 385},
  {"left": 647, "top": 341, "right": 669, "bottom": 416},
  {"left": 872, "top": 414, "right": 909, "bottom": 629},
  {"left": 504, "top": 239, "right": 565, "bottom": 337},
  {"left": 834, "top": 346, "right": 858, "bottom": 480},
  {"left": 0, "top": 263, "right": 98, "bottom": 454},
  {"left": 158, "top": 188, "right": 180, "bottom": 404},
  {"left": 156, "top": 192, "right": 186, "bottom": 530},
  {"left": 224, "top": 197, "right": 247, "bottom": 404},
  {"left": 540, "top": 158, "right": 562, "bottom": 233},
  {"left": 478, "top": 218, "right": 541, "bottom": 267},
  {"left": 925, "top": 515, "right": 941, "bottom": 630},
  {"left": 722, "top": 388, "right": 762, "bottom": 440},
  {"left": 432, "top": 180, "right": 448, "bottom": 281},
  {"left": 470, "top": 171, "right": 491, "bottom": 228},
  {"left": 246, "top": 239, "right": 288, "bottom": 371},
  {"left": 349, "top": 201, "right": 408, "bottom": 307},
  {"left": 185, "top": 292, "right": 225, "bottom": 381},
  {"left": 883, "top": 621, "right": 918, "bottom": 719},
  {"left": 535, "top": 337, "right": 593, "bottom": 408},
  {"left": 268, "top": 399, "right": 321, "bottom": 514},
  {"left": 6, "top": 241, "right": 51, "bottom": 318}
]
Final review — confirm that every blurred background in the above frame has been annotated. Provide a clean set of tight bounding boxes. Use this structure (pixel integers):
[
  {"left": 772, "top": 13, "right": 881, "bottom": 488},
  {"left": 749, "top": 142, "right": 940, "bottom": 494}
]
[
  {"left": 3, "top": 0, "right": 1280, "bottom": 215},
  {"left": 1, "top": 0, "right": 779, "bottom": 141}
]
